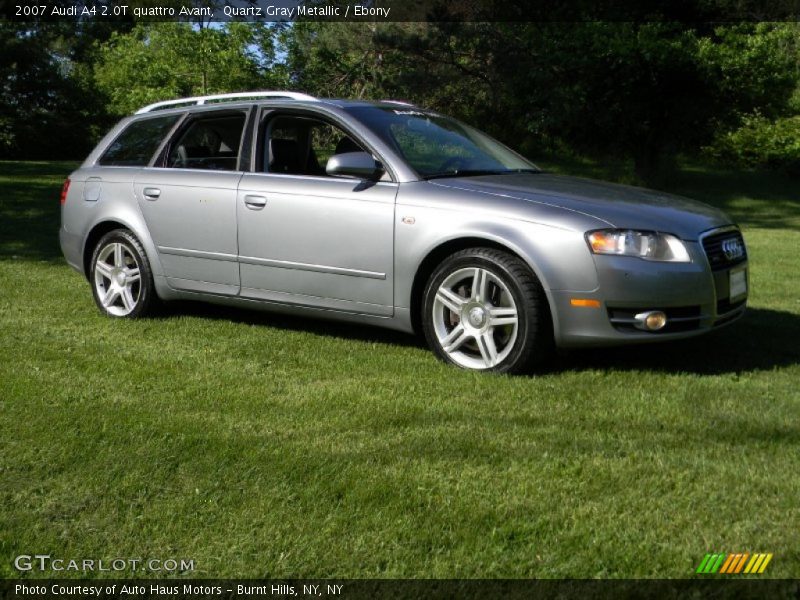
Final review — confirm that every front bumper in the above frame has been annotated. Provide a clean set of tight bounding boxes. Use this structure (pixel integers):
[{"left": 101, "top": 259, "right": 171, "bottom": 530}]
[{"left": 552, "top": 235, "right": 748, "bottom": 348}]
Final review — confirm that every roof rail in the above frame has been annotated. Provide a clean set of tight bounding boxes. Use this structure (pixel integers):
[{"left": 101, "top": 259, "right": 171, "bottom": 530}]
[
  {"left": 135, "top": 91, "right": 317, "bottom": 114},
  {"left": 381, "top": 99, "right": 415, "bottom": 107}
]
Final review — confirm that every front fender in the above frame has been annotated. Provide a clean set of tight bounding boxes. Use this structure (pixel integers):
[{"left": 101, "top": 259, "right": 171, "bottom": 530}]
[{"left": 394, "top": 204, "right": 600, "bottom": 328}]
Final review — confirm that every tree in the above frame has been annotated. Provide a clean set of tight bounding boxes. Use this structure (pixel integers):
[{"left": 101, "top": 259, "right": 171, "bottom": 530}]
[
  {"left": 282, "top": 22, "right": 404, "bottom": 99},
  {"left": 283, "top": 22, "right": 800, "bottom": 183},
  {"left": 94, "top": 23, "right": 287, "bottom": 116},
  {"left": 3, "top": 19, "right": 797, "bottom": 169},
  {"left": 0, "top": 21, "right": 130, "bottom": 159}
]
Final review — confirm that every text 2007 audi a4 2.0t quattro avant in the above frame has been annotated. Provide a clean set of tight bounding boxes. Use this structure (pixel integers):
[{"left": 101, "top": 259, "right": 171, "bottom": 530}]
[{"left": 59, "top": 91, "right": 748, "bottom": 374}]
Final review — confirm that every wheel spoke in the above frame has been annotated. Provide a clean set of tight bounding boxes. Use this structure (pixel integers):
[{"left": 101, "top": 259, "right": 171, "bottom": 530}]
[
  {"left": 489, "top": 306, "right": 518, "bottom": 327},
  {"left": 102, "top": 286, "right": 119, "bottom": 308},
  {"left": 472, "top": 268, "right": 489, "bottom": 302},
  {"left": 476, "top": 331, "right": 499, "bottom": 368},
  {"left": 441, "top": 324, "right": 468, "bottom": 353},
  {"left": 436, "top": 286, "right": 467, "bottom": 314},
  {"left": 120, "top": 287, "right": 135, "bottom": 312},
  {"left": 113, "top": 243, "right": 124, "bottom": 268},
  {"left": 125, "top": 267, "right": 140, "bottom": 283},
  {"left": 95, "top": 261, "right": 114, "bottom": 279}
]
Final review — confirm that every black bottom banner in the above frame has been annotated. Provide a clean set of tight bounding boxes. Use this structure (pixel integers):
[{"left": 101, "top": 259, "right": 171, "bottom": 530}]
[{"left": 2, "top": 579, "right": 799, "bottom": 600}]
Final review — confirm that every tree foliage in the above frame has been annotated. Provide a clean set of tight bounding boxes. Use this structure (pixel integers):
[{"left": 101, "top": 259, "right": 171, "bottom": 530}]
[
  {"left": 706, "top": 113, "right": 800, "bottom": 173},
  {"left": 94, "top": 23, "right": 287, "bottom": 116},
  {"left": 1, "top": 20, "right": 799, "bottom": 180},
  {"left": 0, "top": 21, "right": 127, "bottom": 159},
  {"left": 282, "top": 22, "right": 799, "bottom": 182}
]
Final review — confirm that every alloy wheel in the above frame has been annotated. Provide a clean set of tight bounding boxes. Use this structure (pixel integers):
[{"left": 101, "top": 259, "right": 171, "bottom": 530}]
[
  {"left": 431, "top": 266, "right": 519, "bottom": 370},
  {"left": 93, "top": 242, "right": 142, "bottom": 317}
]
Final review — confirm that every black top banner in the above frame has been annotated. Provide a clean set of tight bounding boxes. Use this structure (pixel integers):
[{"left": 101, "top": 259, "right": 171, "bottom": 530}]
[{"left": 4, "top": 0, "right": 800, "bottom": 22}]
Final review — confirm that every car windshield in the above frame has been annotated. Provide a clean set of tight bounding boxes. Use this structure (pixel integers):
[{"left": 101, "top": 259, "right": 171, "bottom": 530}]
[{"left": 344, "top": 106, "right": 540, "bottom": 179}]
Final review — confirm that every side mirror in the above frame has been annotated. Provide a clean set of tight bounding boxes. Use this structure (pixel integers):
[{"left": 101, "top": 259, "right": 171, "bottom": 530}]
[{"left": 326, "top": 151, "right": 383, "bottom": 180}]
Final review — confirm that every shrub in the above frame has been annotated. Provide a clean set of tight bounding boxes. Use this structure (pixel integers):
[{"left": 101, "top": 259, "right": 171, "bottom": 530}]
[{"left": 706, "top": 113, "right": 800, "bottom": 173}]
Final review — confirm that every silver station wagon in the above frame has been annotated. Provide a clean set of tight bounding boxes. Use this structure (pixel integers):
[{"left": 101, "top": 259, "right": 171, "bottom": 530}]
[{"left": 59, "top": 91, "right": 748, "bottom": 373}]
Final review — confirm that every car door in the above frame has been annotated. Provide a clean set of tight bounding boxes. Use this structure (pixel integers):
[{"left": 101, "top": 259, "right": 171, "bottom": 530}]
[
  {"left": 134, "top": 109, "right": 249, "bottom": 295},
  {"left": 236, "top": 111, "right": 397, "bottom": 316}
]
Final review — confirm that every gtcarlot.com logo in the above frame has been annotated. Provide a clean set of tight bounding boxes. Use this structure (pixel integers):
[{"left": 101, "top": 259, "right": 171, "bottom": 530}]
[
  {"left": 696, "top": 552, "right": 773, "bottom": 575},
  {"left": 14, "top": 554, "right": 195, "bottom": 573}
]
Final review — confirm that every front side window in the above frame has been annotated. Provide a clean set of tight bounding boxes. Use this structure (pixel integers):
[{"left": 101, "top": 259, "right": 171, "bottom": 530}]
[
  {"left": 262, "top": 115, "right": 367, "bottom": 177},
  {"left": 98, "top": 115, "right": 180, "bottom": 166},
  {"left": 344, "top": 106, "right": 539, "bottom": 179},
  {"left": 166, "top": 112, "right": 247, "bottom": 171}
]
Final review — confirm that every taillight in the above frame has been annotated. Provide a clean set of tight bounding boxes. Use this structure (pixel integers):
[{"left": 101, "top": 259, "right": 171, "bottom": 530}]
[{"left": 60, "top": 178, "right": 71, "bottom": 205}]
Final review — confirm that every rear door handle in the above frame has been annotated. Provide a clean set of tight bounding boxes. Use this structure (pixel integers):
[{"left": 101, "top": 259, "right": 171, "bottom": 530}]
[
  {"left": 143, "top": 187, "right": 161, "bottom": 200},
  {"left": 244, "top": 194, "right": 267, "bottom": 210}
]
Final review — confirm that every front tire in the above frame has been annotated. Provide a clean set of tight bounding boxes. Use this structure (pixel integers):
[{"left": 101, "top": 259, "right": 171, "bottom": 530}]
[
  {"left": 421, "top": 247, "right": 552, "bottom": 374},
  {"left": 90, "top": 229, "right": 158, "bottom": 318}
]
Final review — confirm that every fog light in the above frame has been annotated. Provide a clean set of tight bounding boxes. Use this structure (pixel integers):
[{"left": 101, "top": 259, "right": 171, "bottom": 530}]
[{"left": 634, "top": 310, "right": 667, "bottom": 331}]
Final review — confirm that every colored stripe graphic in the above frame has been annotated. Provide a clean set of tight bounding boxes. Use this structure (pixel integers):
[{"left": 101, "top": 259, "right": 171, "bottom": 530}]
[
  {"left": 696, "top": 554, "right": 711, "bottom": 574},
  {"left": 696, "top": 554, "right": 726, "bottom": 574},
  {"left": 734, "top": 553, "right": 749, "bottom": 573},
  {"left": 751, "top": 554, "right": 766, "bottom": 573},
  {"left": 744, "top": 554, "right": 760, "bottom": 574},
  {"left": 711, "top": 554, "right": 726, "bottom": 573},
  {"left": 720, "top": 554, "right": 737, "bottom": 574},
  {"left": 758, "top": 554, "right": 773, "bottom": 574},
  {"left": 697, "top": 552, "right": 773, "bottom": 574}
]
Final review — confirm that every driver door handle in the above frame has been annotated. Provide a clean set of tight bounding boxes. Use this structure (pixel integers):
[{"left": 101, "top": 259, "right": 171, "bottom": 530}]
[
  {"left": 143, "top": 187, "right": 161, "bottom": 200},
  {"left": 244, "top": 194, "right": 268, "bottom": 210}
]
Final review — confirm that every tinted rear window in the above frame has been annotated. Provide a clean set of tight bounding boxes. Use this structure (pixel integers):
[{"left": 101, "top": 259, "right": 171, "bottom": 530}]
[
  {"left": 166, "top": 113, "right": 246, "bottom": 171},
  {"left": 98, "top": 115, "right": 180, "bottom": 166}
]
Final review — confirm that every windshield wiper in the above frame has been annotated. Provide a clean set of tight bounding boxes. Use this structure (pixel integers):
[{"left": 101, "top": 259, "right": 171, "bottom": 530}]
[{"left": 423, "top": 168, "right": 540, "bottom": 180}]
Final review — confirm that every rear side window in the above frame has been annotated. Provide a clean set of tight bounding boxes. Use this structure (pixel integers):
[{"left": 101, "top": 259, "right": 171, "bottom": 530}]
[
  {"left": 166, "top": 113, "right": 247, "bottom": 171},
  {"left": 98, "top": 115, "right": 180, "bottom": 166}
]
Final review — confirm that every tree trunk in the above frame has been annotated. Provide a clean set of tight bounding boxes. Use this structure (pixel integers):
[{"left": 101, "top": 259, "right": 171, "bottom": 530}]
[{"left": 634, "top": 136, "right": 676, "bottom": 188}]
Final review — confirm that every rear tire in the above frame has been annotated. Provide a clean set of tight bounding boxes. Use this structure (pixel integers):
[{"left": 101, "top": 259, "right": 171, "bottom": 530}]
[
  {"left": 90, "top": 229, "right": 158, "bottom": 318},
  {"left": 421, "top": 247, "right": 553, "bottom": 374}
]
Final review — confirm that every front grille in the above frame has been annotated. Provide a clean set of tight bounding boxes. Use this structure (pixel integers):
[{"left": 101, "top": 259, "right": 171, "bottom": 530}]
[{"left": 702, "top": 229, "right": 747, "bottom": 271}]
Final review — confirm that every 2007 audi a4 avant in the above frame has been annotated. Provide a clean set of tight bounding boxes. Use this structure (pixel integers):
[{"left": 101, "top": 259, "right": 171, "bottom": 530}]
[{"left": 60, "top": 91, "right": 748, "bottom": 373}]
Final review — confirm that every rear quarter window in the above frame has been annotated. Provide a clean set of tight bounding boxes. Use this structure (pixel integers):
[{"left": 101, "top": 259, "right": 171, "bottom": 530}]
[{"left": 98, "top": 115, "right": 181, "bottom": 166}]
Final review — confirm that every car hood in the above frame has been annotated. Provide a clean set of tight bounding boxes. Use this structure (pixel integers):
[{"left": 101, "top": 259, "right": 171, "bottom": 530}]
[{"left": 430, "top": 173, "right": 732, "bottom": 240}]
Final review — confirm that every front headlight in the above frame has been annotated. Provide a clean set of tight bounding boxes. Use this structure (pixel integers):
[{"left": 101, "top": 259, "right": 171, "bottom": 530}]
[{"left": 586, "top": 229, "right": 691, "bottom": 262}]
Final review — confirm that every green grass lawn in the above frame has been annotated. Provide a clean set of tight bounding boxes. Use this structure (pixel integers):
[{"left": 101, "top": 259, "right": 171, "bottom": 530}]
[{"left": 1, "top": 159, "right": 798, "bottom": 579}]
